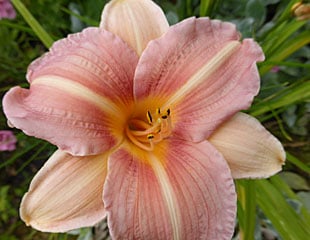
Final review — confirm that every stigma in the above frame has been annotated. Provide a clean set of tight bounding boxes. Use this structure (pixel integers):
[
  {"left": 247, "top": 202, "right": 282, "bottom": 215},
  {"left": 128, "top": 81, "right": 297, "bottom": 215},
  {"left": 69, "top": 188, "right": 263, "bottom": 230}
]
[{"left": 126, "top": 108, "right": 172, "bottom": 151}]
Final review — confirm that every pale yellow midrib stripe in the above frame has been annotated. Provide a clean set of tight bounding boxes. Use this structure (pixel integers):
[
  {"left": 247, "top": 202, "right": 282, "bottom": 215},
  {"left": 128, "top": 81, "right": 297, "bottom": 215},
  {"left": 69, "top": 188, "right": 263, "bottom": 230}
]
[
  {"left": 148, "top": 153, "right": 181, "bottom": 240},
  {"left": 126, "top": 2, "right": 143, "bottom": 55},
  {"left": 32, "top": 76, "right": 121, "bottom": 116},
  {"left": 162, "top": 41, "right": 240, "bottom": 109}
]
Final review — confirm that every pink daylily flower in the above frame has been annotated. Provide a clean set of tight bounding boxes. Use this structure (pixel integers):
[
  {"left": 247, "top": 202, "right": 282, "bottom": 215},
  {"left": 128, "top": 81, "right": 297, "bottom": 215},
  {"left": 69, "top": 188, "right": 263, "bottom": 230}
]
[
  {"left": 0, "top": 130, "right": 17, "bottom": 151},
  {"left": 0, "top": 0, "right": 16, "bottom": 20},
  {"left": 2, "top": 0, "right": 285, "bottom": 239}
]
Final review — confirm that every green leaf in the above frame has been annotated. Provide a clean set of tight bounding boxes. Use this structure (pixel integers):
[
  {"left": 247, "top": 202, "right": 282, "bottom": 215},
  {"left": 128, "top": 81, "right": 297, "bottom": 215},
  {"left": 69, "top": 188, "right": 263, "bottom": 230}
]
[
  {"left": 0, "top": 20, "right": 33, "bottom": 34},
  {"left": 297, "top": 192, "right": 310, "bottom": 211},
  {"left": 279, "top": 172, "right": 310, "bottom": 190},
  {"left": 245, "top": 0, "right": 266, "bottom": 28},
  {"left": 16, "top": 142, "right": 51, "bottom": 174},
  {"left": 199, "top": 0, "right": 221, "bottom": 17},
  {"left": 260, "top": 30, "right": 310, "bottom": 75},
  {"left": 250, "top": 80, "right": 310, "bottom": 116},
  {"left": 236, "top": 180, "right": 257, "bottom": 240},
  {"left": 0, "top": 137, "right": 42, "bottom": 169},
  {"left": 269, "top": 175, "right": 310, "bottom": 223},
  {"left": 166, "top": 11, "right": 179, "bottom": 25},
  {"left": 60, "top": 6, "right": 99, "bottom": 27},
  {"left": 262, "top": 0, "right": 280, "bottom": 5},
  {"left": 260, "top": 20, "right": 306, "bottom": 60},
  {"left": 286, "top": 152, "right": 310, "bottom": 175},
  {"left": 11, "top": 0, "right": 54, "bottom": 48},
  {"left": 256, "top": 179, "right": 310, "bottom": 240},
  {"left": 277, "top": 0, "right": 301, "bottom": 23}
]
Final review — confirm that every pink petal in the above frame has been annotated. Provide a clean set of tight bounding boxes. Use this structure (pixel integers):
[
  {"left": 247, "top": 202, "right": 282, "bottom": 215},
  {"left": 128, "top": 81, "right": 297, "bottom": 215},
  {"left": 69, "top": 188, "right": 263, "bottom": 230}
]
[
  {"left": 103, "top": 139, "right": 236, "bottom": 239},
  {"left": 134, "top": 18, "right": 264, "bottom": 141},
  {"left": 3, "top": 28, "right": 138, "bottom": 155},
  {"left": 20, "top": 150, "right": 108, "bottom": 232},
  {"left": 100, "top": 0, "right": 169, "bottom": 55},
  {"left": 209, "top": 112, "right": 285, "bottom": 179}
]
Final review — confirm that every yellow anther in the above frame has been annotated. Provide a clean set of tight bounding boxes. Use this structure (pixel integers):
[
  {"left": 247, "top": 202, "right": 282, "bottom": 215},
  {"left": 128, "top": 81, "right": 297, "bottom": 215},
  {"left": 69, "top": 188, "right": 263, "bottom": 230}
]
[{"left": 147, "top": 134, "right": 154, "bottom": 139}]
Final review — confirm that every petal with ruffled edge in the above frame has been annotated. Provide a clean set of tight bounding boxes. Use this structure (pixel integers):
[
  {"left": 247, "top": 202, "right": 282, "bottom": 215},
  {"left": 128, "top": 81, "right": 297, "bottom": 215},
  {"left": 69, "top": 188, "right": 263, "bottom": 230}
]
[
  {"left": 103, "top": 139, "right": 236, "bottom": 240},
  {"left": 209, "top": 112, "right": 285, "bottom": 179},
  {"left": 3, "top": 28, "right": 138, "bottom": 156},
  {"left": 20, "top": 150, "right": 108, "bottom": 232},
  {"left": 100, "top": 0, "right": 169, "bottom": 55},
  {"left": 134, "top": 18, "right": 264, "bottom": 142}
]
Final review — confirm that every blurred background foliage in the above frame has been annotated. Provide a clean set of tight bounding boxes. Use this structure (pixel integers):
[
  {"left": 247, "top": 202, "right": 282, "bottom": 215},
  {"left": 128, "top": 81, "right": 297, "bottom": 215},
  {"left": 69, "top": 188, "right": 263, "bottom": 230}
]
[{"left": 0, "top": 0, "right": 309, "bottom": 239}]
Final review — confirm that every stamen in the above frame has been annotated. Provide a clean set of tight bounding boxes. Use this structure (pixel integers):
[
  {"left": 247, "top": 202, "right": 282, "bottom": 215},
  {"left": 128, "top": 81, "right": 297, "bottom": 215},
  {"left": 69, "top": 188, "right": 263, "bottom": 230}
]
[
  {"left": 130, "top": 119, "right": 153, "bottom": 130},
  {"left": 147, "top": 111, "right": 153, "bottom": 124},
  {"left": 130, "top": 121, "right": 161, "bottom": 136},
  {"left": 147, "top": 134, "right": 154, "bottom": 139},
  {"left": 149, "top": 137, "right": 155, "bottom": 150},
  {"left": 126, "top": 126, "right": 154, "bottom": 151},
  {"left": 126, "top": 108, "right": 172, "bottom": 151}
]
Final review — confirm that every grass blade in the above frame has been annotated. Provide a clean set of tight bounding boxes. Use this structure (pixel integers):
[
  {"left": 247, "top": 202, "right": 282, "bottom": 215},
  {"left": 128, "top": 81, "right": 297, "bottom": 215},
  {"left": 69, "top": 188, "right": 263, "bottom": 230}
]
[
  {"left": 11, "top": 0, "right": 54, "bottom": 48},
  {"left": 236, "top": 180, "right": 257, "bottom": 240},
  {"left": 250, "top": 80, "right": 310, "bottom": 116},
  {"left": 256, "top": 179, "right": 310, "bottom": 240}
]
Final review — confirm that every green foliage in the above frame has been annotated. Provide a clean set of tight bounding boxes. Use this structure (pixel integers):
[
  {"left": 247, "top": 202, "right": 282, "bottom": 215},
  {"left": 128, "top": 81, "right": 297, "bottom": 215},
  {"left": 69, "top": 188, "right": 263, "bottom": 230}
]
[
  {"left": 236, "top": 180, "right": 257, "bottom": 240},
  {"left": 11, "top": 0, "right": 54, "bottom": 48},
  {"left": 0, "top": 0, "right": 309, "bottom": 239},
  {"left": 256, "top": 178, "right": 310, "bottom": 240}
]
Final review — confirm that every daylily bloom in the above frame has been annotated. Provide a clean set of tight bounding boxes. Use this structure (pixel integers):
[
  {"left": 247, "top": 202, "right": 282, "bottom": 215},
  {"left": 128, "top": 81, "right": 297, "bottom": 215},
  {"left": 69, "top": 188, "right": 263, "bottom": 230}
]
[
  {"left": 0, "top": 130, "right": 17, "bottom": 151},
  {"left": 2, "top": 0, "right": 285, "bottom": 239},
  {"left": 0, "top": 0, "right": 16, "bottom": 20}
]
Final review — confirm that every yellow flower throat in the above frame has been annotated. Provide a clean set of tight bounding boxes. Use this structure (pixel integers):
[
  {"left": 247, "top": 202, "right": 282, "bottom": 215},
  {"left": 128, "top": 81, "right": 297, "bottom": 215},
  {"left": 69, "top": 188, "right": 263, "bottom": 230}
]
[{"left": 126, "top": 108, "right": 172, "bottom": 151}]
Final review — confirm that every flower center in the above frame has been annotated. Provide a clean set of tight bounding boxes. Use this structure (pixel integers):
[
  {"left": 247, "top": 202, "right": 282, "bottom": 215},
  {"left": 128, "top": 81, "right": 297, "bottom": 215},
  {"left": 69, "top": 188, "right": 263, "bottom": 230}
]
[{"left": 126, "top": 108, "right": 172, "bottom": 151}]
